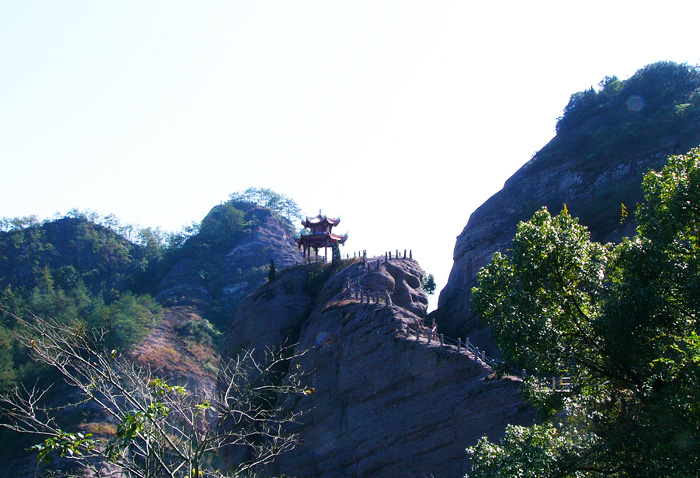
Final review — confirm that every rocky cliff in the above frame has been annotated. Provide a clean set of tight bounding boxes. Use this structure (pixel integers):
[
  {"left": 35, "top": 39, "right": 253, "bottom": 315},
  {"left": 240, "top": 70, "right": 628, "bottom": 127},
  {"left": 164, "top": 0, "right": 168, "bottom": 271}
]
[
  {"left": 157, "top": 205, "right": 303, "bottom": 313},
  {"left": 222, "top": 257, "right": 533, "bottom": 477},
  {"left": 436, "top": 62, "right": 700, "bottom": 356},
  {"left": 138, "top": 205, "right": 304, "bottom": 394},
  {"left": 435, "top": 146, "right": 658, "bottom": 355}
]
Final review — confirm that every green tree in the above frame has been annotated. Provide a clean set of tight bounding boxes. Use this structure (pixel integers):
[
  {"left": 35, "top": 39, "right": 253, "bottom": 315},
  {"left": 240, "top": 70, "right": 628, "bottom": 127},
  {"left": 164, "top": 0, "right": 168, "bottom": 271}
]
[
  {"left": 421, "top": 273, "right": 437, "bottom": 295},
  {"left": 331, "top": 243, "right": 342, "bottom": 268},
  {"left": 268, "top": 259, "right": 276, "bottom": 282},
  {"left": 229, "top": 188, "right": 302, "bottom": 224},
  {"left": 469, "top": 148, "right": 700, "bottom": 477}
]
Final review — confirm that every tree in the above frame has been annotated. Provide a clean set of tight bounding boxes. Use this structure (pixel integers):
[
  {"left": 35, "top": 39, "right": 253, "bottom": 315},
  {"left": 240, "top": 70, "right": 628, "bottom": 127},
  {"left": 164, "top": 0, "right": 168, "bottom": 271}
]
[
  {"left": 228, "top": 188, "right": 302, "bottom": 224},
  {"left": 268, "top": 259, "right": 276, "bottom": 282},
  {"left": 0, "top": 313, "right": 310, "bottom": 477},
  {"left": 331, "top": 243, "right": 342, "bottom": 268},
  {"left": 469, "top": 148, "right": 700, "bottom": 477},
  {"left": 421, "top": 273, "right": 437, "bottom": 295}
]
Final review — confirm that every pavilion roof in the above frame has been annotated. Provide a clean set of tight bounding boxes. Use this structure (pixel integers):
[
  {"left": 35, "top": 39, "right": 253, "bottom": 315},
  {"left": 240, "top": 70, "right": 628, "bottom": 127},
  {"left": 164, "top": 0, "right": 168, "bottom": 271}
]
[
  {"left": 301, "top": 214, "right": 341, "bottom": 228},
  {"left": 295, "top": 231, "right": 347, "bottom": 246}
]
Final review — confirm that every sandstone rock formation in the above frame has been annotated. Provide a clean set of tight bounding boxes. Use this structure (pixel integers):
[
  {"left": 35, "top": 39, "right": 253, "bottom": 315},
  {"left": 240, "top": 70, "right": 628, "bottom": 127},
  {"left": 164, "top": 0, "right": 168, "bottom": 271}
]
[
  {"left": 143, "top": 205, "right": 304, "bottom": 395},
  {"left": 435, "top": 146, "right": 656, "bottom": 355},
  {"left": 437, "top": 139, "right": 700, "bottom": 357},
  {"left": 436, "top": 62, "right": 700, "bottom": 356},
  {"left": 222, "top": 257, "right": 533, "bottom": 477},
  {"left": 157, "top": 205, "right": 303, "bottom": 311}
]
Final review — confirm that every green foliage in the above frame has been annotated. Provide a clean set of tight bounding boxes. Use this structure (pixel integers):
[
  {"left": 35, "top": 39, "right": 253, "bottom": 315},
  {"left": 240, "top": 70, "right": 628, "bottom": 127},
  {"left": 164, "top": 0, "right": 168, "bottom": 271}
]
[
  {"left": 554, "top": 62, "right": 700, "bottom": 153},
  {"left": 331, "top": 243, "right": 342, "bottom": 268},
  {"left": 0, "top": 280, "right": 160, "bottom": 393},
  {"left": 519, "top": 61, "right": 700, "bottom": 241},
  {"left": 470, "top": 148, "right": 700, "bottom": 477},
  {"left": 176, "top": 318, "right": 222, "bottom": 348},
  {"left": 268, "top": 259, "right": 276, "bottom": 282},
  {"left": 195, "top": 203, "right": 248, "bottom": 254},
  {"left": 421, "top": 273, "right": 437, "bottom": 295},
  {"left": 0, "top": 217, "right": 154, "bottom": 297},
  {"left": 229, "top": 187, "right": 302, "bottom": 225},
  {"left": 88, "top": 292, "right": 161, "bottom": 352},
  {"left": 468, "top": 423, "right": 598, "bottom": 478},
  {"left": 472, "top": 206, "right": 611, "bottom": 374},
  {"left": 302, "top": 262, "right": 330, "bottom": 297},
  {"left": 31, "top": 431, "right": 95, "bottom": 464}
]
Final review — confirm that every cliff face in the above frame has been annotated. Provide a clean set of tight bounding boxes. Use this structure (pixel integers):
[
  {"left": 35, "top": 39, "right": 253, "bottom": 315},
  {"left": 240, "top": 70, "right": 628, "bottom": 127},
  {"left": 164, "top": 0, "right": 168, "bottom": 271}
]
[
  {"left": 435, "top": 146, "right": 657, "bottom": 355},
  {"left": 139, "top": 206, "right": 304, "bottom": 394},
  {"left": 436, "top": 62, "right": 700, "bottom": 355},
  {"left": 157, "top": 205, "right": 303, "bottom": 311},
  {"left": 221, "top": 257, "right": 532, "bottom": 477}
]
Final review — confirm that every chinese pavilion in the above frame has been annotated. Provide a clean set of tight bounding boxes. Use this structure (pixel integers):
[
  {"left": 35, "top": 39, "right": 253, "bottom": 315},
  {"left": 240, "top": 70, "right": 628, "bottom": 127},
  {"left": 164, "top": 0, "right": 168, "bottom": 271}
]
[{"left": 295, "top": 212, "right": 348, "bottom": 260}]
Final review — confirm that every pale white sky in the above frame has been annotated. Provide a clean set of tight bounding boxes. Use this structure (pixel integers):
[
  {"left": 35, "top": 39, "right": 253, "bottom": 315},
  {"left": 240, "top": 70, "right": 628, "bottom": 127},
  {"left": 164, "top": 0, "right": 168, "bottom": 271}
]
[{"left": 2, "top": 1, "right": 699, "bottom": 309}]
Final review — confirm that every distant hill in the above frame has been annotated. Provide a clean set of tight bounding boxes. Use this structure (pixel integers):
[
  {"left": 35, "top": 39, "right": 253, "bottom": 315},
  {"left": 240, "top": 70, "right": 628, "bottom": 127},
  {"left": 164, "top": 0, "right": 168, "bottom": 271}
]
[
  {"left": 436, "top": 61, "right": 700, "bottom": 355},
  {"left": 0, "top": 216, "right": 149, "bottom": 297}
]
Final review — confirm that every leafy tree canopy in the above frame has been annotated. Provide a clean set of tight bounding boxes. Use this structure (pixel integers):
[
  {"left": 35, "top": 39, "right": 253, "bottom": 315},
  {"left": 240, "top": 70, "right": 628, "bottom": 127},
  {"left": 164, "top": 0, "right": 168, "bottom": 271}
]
[
  {"left": 229, "top": 187, "right": 302, "bottom": 225},
  {"left": 470, "top": 147, "right": 700, "bottom": 477},
  {"left": 421, "top": 273, "right": 437, "bottom": 295},
  {"left": 525, "top": 62, "right": 700, "bottom": 176}
]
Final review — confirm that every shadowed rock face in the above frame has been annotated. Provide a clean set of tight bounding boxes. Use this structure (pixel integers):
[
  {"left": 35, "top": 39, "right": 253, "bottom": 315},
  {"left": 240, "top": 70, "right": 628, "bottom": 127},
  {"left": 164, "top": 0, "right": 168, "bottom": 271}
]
[
  {"left": 221, "top": 258, "right": 533, "bottom": 477},
  {"left": 157, "top": 206, "right": 303, "bottom": 310},
  {"left": 436, "top": 145, "right": 686, "bottom": 357}
]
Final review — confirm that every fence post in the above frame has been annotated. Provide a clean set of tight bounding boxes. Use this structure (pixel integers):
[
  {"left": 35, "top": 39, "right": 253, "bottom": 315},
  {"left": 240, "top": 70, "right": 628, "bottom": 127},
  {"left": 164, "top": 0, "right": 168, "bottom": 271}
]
[
  {"left": 440, "top": 334, "right": 444, "bottom": 346},
  {"left": 458, "top": 338, "right": 462, "bottom": 353},
  {"left": 410, "top": 250, "right": 412, "bottom": 259},
  {"left": 466, "top": 338, "right": 470, "bottom": 351}
]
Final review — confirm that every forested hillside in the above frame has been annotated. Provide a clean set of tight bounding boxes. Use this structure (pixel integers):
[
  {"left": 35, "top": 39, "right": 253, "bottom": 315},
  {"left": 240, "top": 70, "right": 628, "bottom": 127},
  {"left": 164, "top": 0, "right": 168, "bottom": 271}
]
[{"left": 0, "top": 188, "right": 303, "bottom": 473}]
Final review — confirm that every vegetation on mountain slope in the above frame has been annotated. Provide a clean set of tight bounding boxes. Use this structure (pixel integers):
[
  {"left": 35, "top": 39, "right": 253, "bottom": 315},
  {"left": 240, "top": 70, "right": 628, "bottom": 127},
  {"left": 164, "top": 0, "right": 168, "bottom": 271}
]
[
  {"left": 533, "top": 61, "right": 700, "bottom": 236},
  {"left": 0, "top": 189, "right": 302, "bottom": 472},
  {"left": 1, "top": 314, "right": 309, "bottom": 477}
]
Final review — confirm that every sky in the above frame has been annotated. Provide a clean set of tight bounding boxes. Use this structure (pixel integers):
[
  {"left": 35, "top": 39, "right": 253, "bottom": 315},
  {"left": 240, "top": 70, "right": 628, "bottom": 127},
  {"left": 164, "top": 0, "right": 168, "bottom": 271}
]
[{"left": 2, "top": 1, "right": 699, "bottom": 310}]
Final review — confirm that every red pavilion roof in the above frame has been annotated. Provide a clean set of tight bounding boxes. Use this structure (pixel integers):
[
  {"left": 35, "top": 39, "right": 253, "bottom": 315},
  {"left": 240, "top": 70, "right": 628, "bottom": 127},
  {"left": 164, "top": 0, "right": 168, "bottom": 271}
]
[{"left": 301, "top": 214, "right": 341, "bottom": 228}]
